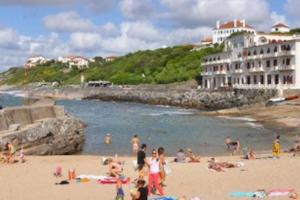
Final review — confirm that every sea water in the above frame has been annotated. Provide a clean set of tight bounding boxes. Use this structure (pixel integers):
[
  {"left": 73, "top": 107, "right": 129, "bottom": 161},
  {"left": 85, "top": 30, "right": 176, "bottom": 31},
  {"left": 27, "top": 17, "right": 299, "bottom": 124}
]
[{"left": 0, "top": 93, "right": 292, "bottom": 156}]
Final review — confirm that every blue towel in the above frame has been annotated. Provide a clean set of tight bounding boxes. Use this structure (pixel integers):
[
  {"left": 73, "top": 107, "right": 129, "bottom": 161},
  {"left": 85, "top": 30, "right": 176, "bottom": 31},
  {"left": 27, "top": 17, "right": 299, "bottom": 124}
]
[
  {"left": 149, "top": 197, "right": 176, "bottom": 200},
  {"left": 229, "top": 192, "right": 256, "bottom": 197}
]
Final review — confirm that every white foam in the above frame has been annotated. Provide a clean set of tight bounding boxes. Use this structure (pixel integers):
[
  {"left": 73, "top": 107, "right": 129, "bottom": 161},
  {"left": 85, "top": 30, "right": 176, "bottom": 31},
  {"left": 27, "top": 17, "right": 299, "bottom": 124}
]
[
  {"left": 218, "top": 116, "right": 256, "bottom": 122},
  {"left": 147, "top": 110, "right": 195, "bottom": 116}
]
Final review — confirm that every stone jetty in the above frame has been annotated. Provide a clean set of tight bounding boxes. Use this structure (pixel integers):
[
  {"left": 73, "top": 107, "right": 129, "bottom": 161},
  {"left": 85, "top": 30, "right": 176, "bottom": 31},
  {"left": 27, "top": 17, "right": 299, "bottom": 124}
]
[{"left": 0, "top": 99, "right": 84, "bottom": 155}]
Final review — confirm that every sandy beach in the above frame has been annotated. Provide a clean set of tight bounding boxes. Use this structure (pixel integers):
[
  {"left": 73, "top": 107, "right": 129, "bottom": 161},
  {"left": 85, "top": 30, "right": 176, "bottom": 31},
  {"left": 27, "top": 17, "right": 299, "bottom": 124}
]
[{"left": 0, "top": 154, "right": 299, "bottom": 200}]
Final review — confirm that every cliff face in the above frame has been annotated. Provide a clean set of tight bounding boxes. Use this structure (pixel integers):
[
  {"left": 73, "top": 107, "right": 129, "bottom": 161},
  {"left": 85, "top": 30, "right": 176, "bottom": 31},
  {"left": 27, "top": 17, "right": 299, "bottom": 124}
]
[{"left": 0, "top": 103, "right": 84, "bottom": 155}]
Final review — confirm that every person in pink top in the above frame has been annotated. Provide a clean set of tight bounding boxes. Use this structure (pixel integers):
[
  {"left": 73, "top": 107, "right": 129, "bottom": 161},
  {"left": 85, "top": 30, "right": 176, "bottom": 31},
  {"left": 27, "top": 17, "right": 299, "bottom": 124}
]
[{"left": 147, "top": 149, "right": 164, "bottom": 196}]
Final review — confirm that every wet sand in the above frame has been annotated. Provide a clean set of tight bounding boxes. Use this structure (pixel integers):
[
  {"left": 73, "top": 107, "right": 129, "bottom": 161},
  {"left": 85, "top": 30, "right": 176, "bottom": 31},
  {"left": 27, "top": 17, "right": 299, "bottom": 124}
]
[{"left": 0, "top": 154, "right": 299, "bottom": 200}]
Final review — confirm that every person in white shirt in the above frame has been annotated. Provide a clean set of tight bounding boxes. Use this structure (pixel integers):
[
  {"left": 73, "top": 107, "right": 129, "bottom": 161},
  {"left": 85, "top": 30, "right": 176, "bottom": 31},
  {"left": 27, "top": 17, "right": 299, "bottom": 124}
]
[{"left": 147, "top": 149, "right": 164, "bottom": 196}]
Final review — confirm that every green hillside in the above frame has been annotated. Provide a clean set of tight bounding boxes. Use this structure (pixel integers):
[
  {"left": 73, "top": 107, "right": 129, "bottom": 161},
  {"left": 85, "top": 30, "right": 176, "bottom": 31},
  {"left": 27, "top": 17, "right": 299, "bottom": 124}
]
[{"left": 0, "top": 44, "right": 223, "bottom": 85}]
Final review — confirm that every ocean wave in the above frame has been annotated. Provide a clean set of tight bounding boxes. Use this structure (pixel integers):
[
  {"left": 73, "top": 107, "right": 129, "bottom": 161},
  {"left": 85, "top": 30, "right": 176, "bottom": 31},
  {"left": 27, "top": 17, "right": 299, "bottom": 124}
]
[
  {"left": 246, "top": 122, "right": 264, "bottom": 129},
  {"left": 146, "top": 110, "right": 195, "bottom": 116},
  {"left": 0, "top": 90, "right": 28, "bottom": 97},
  {"left": 218, "top": 116, "right": 256, "bottom": 122}
]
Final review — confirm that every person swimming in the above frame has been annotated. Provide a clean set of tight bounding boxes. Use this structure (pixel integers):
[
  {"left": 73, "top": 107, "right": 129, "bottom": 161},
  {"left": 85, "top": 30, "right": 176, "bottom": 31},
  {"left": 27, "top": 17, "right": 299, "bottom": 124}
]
[
  {"left": 104, "top": 133, "right": 111, "bottom": 145},
  {"left": 131, "top": 135, "right": 140, "bottom": 154}
]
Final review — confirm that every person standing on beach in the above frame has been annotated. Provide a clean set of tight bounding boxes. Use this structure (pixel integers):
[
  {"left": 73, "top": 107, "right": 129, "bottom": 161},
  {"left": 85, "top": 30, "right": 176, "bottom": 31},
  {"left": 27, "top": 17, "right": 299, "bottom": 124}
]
[
  {"left": 137, "top": 144, "right": 147, "bottom": 179},
  {"left": 158, "top": 147, "right": 166, "bottom": 187},
  {"left": 147, "top": 149, "right": 164, "bottom": 196},
  {"left": 131, "top": 135, "right": 140, "bottom": 154},
  {"left": 225, "top": 136, "right": 231, "bottom": 150},
  {"left": 272, "top": 135, "right": 281, "bottom": 158}
]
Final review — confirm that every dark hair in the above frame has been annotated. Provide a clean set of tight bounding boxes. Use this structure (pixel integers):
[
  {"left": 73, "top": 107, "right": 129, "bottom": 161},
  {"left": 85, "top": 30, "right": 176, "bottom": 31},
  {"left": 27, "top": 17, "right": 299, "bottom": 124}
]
[
  {"left": 276, "top": 135, "right": 280, "bottom": 139},
  {"left": 179, "top": 149, "right": 184, "bottom": 153},
  {"left": 141, "top": 144, "right": 147, "bottom": 149},
  {"left": 134, "top": 135, "right": 138, "bottom": 138},
  {"left": 137, "top": 179, "right": 146, "bottom": 186},
  {"left": 158, "top": 147, "right": 164, "bottom": 155}
]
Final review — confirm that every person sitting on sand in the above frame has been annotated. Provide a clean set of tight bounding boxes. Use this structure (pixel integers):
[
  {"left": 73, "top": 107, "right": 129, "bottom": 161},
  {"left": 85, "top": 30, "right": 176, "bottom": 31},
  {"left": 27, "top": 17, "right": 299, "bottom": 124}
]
[
  {"left": 174, "top": 149, "right": 186, "bottom": 163},
  {"left": 186, "top": 148, "right": 200, "bottom": 162},
  {"left": 106, "top": 158, "right": 123, "bottom": 178},
  {"left": 104, "top": 133, "right": 111, "bottom": 145},
  {"left": 7, "top": 142, "right": 16, "bottom": 164},
  {"left": 131, "top": 135, "right": 140, "bottom": 154},
  {"left": 244, "top": 148, "right": 256, "bottom": 160},
  {"left": 131, "top": 179, "right": 148, "bottom": 200},
  {"left": 19, "top": 147, "right": 25, "bottom": 163}
]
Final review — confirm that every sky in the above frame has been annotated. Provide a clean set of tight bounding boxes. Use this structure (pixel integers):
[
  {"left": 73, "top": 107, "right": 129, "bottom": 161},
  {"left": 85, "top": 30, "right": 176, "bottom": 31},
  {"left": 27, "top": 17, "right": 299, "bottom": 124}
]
[{"left": 0, "top": 0, "right": 299, "bottom": 71}]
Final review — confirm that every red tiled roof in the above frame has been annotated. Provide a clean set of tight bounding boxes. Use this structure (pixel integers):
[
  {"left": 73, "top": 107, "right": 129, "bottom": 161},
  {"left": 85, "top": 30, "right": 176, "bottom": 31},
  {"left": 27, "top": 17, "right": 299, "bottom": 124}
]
[
  {"left": 216, "top": 20, "right": 253, "bottom": 30},
  {"left": 272, "top": 23, "right": 289, "bottom": 28}
]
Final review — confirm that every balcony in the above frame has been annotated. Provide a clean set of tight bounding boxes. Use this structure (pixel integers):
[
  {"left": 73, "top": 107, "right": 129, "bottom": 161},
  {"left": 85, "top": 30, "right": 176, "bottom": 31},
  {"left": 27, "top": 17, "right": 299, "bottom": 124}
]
[
  {"left": 273, "top": 65, "right": 295, "bottom": 71},
  {"left": 201, "top": 71, "right": 213, "bottom": 76},
  {"left": 232, "top": 69, "right": 243, "bottom": 74},
  {"left": 214, "top": 70, "right": 227, "bottom": 75},
  {"left": 249, "top": 66, "right": 264, "bottom": 73},
  {"left": 202, "top": 59, "right": 230, "bottom": 65}
]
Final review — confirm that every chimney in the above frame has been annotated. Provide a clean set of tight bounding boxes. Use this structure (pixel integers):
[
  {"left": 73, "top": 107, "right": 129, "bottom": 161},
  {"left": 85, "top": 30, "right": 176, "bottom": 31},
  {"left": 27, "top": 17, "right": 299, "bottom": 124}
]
[
  {"left": 241, "top": 19, "right": 246, "bottom": 27},
  {"left": 216, "top": 20, "right": 220, "bottom": 29},
  {"left": 234, "top": 19, "right": 237, "bottom": 27}
]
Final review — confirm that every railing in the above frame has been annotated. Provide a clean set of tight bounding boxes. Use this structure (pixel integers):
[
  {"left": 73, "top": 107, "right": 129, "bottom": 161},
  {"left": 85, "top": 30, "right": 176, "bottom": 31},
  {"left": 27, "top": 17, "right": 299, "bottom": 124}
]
[
  {"left": 233, "top": 84, "right": 297, "bottom": 90},
  {"left": 249, "top": 67, "right": 264, "bottom": 72},
  {"left": 273, "top": 65, "right": 295, "bottom": 71}
]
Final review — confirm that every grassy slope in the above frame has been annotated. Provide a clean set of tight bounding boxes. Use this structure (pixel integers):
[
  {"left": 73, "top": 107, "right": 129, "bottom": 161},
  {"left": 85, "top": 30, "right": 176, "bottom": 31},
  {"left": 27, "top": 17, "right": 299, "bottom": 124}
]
[{"left": 1, "top": 45, "right": 223, "bottom": 85}]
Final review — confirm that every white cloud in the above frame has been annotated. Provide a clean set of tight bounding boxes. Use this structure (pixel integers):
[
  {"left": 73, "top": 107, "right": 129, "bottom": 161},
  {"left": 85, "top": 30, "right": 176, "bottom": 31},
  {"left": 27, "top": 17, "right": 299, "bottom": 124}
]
[
  {"left": 120, "top": 0, "right": 154, "bottom": 20},
  {"left": 69, "top": 32, "right": 102, "bottom": 51},
  {"left": 43, "top": 11, "right": 95, "bottom": 33},
  {"left": 159, "top": 0, "right": 273, "bottom": 30},
  {"left": 0, "top": 27, "right": 20, "bottom": 49},
  {"left": 270, "top": 12, "right": 288, "bottom": 25}
]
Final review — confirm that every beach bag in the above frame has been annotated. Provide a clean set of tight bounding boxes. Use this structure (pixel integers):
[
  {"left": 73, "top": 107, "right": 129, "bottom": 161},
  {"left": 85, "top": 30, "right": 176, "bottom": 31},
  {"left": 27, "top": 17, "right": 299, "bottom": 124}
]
[{"left": 164, "top": 164, "right": 171, "bottom": 175}]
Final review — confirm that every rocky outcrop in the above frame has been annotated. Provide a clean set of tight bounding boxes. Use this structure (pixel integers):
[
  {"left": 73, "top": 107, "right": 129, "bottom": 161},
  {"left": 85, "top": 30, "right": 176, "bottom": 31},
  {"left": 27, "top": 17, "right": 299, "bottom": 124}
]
[
  {"left": 0, "top": 102, "right": 84, "bottom": 155},
  {"left": 83, "top": 88, "right": 277, "bottom": 110}
]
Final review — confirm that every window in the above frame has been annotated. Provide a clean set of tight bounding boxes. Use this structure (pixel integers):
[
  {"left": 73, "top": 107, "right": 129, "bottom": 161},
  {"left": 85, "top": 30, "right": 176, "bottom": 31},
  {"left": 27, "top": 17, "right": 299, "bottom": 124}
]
[
  {"left": 275, "top": 74, "right": 279, "bottom": 85},
  {"left": 226, "top": 64, "right": 230, "bottom": 71},
  {"left": 274, "top": 46, "right": 278, "bottom": 53},
  {"left": 286, "top": 58, "right": 290, "bottom": 66},
  {"left": 286, "top": 45, "right": 291, "bottom": 51},
  {"left": 273, "top": 59, "right": 278, "bottom": 67},
  {"left": 247, "top": 62, "right": 250, "bottom": 69},
  {"left": 267, "top": 48, "right": 270, "bottom": 53},
  {"left": 266, "top": 60, "right": 270, "bottom": 67},
  {"left": 248, "top": 51, "right": 251, "bottom": 56},
  {"left": 267, "top": 75, "right": 272, "bottom": 85},
  {"left": 247, "top": 76, "right": 251, "bottom": 84},
  {"left": 260, "top": 75, "right": 264, "bottom": 84},
  {"left": 253, "top": 50, "right": 257, "bottom": 55},
  {"left": 253, "top": 75, "right": 257, "bottom": 84},
  {"left": 258, "top": 61, "right": 261, "bottom": 67},
  {"left": 260, "top": 49, "right": 264, "bottom": 54}
]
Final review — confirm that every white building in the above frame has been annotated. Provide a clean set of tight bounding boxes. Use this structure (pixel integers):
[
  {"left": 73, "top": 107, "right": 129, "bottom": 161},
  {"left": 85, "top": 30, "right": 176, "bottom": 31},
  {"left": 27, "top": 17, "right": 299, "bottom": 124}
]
[
  {"left": 58, "top": 55, "right": 90, "bottom": 69},
  {"left": 24, "top": 56, "right": 48, "bottom": 69},
  {"left": 213, "top": 19, "right": 256, "bottom": 44},
  {"left": 201, "top": 32, "right": 300, "bottom": 90},
  {"left": 272, "top": 23, "right": 290, "bottom": 33},
  {"left": 105, "top": 56, "right": 118, "bottom": 62}
]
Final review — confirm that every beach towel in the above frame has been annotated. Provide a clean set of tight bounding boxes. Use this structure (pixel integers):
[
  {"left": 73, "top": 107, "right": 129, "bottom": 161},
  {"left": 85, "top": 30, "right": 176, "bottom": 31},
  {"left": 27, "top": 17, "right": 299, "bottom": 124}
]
[
  {"left": 97, "top": 177, "right": 130, "bottom": 184},
  {"left": 229, "top": 191, "right": 266, "bottom": 198},
  {"left": 268, "top": 189, "right": 294, "bottom": 197},
  {"left": 76, "top": 175, "right": 106, "bottom": 180},
  {"left": 149, "top": 196, "right": 176, "bottom": 200}
]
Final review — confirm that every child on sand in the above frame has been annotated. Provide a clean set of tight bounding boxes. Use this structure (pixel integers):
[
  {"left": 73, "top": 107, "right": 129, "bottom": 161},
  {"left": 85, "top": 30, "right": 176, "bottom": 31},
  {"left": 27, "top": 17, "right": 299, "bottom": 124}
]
[
  {"left": 19, "top": 147, "right": 25, "bottom": 163},
  {"left": 115, "top": 179, "right": 125, "bottom": 200},
  {"left": 147, "top": 149, "right": 164, "bottom": 196}
]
